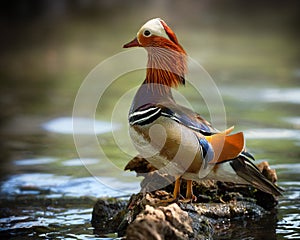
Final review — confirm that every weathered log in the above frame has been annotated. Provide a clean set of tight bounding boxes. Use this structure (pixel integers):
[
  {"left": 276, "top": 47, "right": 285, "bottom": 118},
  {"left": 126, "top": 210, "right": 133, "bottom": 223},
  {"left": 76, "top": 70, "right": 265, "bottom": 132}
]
[{"left": 91, "top": 158, "right": 280, "bottom": 239}]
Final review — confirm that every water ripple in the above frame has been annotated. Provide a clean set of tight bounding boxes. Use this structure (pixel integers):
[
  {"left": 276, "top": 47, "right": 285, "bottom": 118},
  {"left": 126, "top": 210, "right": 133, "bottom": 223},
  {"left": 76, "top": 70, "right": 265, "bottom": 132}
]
[
  {"left": 14, "top": 157, "right": 57, "bottom": 166},
  {"left": 0, "top": 173, "right": 139, "bottom": 198},
  {"left": 221, "top": 87, "right": 300, "bottom": 104},
  {"left": 244, "top": 128, "right": 300, "bottom": 140},
  {"left": 42, "top": 117, "right": 120, "bottom": 135}
]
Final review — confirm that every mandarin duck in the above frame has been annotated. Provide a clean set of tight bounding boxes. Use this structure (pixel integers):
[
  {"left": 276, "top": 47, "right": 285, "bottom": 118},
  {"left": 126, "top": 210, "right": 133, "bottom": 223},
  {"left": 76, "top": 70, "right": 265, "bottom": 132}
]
[{"left": 123, "top": 18, "right": 282, "bottom": 201}]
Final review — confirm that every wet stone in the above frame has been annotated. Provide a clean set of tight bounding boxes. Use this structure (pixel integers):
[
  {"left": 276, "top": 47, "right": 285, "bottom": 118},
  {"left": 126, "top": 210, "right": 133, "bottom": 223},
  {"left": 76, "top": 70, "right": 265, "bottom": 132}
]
[
  {"left": 91, "top": 189, "right": 273, "bottom": 239},
  {"left": 91, "top": 198, "right": 128, "bottom": 236},
  {"left": 91, "top": 158, "right": 280, "bottom": 239},
  {"left": 126, "top": 204, "right": 193, "bottom": 240}
]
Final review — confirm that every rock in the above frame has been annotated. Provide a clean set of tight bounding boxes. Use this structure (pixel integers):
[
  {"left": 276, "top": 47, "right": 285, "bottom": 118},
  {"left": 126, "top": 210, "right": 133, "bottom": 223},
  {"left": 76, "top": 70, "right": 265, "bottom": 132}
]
[
  {"left": 184, "top": 201, "right": 265, "bottom": 219},
  {"left": 124, "top": 155, "right": 156, "bottom": 176},
  {"left": 91, "top": 157, "right": 281, "bottom": 238},
  {"left": 91, "top": 190, "right": 267, "bottom": 239},
  {"left": 257, "top": 161, "right": 278, "bottom": 183},
  {"left": 187, "top": 213, "right": 213, "bottom": 240},
  {"left": 91, "top": 198, "right": 127, "bottom": 236},
  {"left": 126, "top": 204, "right": 193, "bottom": 240}
]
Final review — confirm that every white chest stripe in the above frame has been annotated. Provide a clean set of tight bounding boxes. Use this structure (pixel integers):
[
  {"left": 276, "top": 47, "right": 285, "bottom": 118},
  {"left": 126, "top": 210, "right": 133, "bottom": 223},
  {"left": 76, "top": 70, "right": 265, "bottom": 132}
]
[
  {"left": 129, "top": 107, "right": 159, "bottom": 118},
  {"left": 130, "top": 108, "right": 161, "bottom": 125}
]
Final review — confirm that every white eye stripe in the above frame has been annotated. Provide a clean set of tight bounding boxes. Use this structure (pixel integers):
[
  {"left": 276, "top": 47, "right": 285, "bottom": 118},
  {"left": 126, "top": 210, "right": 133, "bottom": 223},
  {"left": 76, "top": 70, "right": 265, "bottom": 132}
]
[{"left": 137, "top": 18, "right": 170, "bottom": 40}]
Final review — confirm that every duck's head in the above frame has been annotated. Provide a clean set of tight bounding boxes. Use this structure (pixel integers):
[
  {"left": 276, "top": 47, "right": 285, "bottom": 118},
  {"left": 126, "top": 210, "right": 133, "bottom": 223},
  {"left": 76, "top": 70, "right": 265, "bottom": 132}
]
[
  {"left": 124, "top": 18, "right": 187, "bottom": 89},
  {"left": 123, "top": 18, "right": 184, "bottom": 53}
]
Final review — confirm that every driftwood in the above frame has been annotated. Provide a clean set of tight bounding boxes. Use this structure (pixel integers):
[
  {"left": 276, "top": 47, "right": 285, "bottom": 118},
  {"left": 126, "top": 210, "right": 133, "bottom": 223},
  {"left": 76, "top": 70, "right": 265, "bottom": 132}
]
[{"left": 91, "top": 156, "right": 280, "bottom": 239}]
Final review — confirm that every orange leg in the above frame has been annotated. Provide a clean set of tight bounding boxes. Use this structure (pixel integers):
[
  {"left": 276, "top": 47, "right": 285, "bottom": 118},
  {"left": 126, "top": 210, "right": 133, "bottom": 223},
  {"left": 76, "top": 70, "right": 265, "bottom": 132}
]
[
  {"left": 160, "top": 178, "right": 197, "bottom": 203},
  {"left": 185, "top": 180, "right": 197, "bottom": 202},
  {"left": 160, "top": 176, "right": 181, "bottom": 203},
  {"left": 173, "top": 177, "right": 181, "bottom": 199}
]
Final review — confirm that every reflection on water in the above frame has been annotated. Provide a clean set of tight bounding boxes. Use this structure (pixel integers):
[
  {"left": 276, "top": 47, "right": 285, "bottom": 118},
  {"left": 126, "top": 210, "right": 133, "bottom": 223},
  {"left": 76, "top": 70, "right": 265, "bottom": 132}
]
[
  {"left": 221, "top": 87, "right": 300, "bottom": 104},
  {"left": 1, "top": 173, "right": 138, "bottom": 198},
  {"left": 244, "top": 128, "right": 300, "bottom": 140},
  {"left": 0, "top": 2, "right": 299, "bottom": 239},
  {"left": 14, "top": 157, "right": 57, "bottom": 166},
  {"left": 261, "top": 88, "right": 300, "bottom": 104},
  {"left": 277, "top": 214, "right": 300, "bottom": 239},
  {"left": 42, "top": 117, "right": 120, "bottom": 135},
  {"left": 277, "top": 185, "right": 300, "bottom": 239},
  {"left": 61, "top": 158, "right": 99, "bottom": 166},
  {"left": 0, "top": 195, "right": 117, "bottom": 240}
]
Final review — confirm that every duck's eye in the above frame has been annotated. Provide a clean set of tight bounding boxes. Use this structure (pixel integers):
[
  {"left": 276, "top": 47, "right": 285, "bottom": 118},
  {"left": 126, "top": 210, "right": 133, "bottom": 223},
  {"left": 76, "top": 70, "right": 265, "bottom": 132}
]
[{"left": 143, "top": 30, "right": 151, "bottom": 37}]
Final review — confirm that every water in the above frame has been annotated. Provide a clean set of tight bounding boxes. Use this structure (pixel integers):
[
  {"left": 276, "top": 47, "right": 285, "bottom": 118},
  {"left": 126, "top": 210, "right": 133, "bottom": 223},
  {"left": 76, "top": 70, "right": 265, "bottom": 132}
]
[{"left": 0, "top": 3, "right": 299, "bottom": 239}]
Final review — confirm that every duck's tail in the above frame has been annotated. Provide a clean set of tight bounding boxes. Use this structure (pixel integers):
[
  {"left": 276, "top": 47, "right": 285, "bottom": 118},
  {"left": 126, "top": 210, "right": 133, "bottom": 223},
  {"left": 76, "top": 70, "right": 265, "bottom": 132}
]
[{"left": 230, "top": 156, "right": 283, "bottom": 196}]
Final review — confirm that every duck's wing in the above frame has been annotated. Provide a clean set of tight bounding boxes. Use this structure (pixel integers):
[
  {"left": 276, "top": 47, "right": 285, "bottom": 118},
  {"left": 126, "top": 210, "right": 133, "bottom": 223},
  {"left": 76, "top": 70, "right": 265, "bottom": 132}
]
[
  {"left": 158, "top": 102, "right": 219, "bottom": 135},
  {"left": 129, "top": 102, "right": 244, "bottom": 163},
  {"left": 129, "top": 102, "right": 215, "bottom": 134}
]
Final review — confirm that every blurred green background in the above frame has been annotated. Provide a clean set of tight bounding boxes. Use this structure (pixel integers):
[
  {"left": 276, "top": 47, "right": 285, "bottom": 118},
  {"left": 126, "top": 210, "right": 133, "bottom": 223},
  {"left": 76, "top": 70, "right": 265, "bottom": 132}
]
[{"left": 0, "top": 0, "right": 299, "bottom": 118}]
